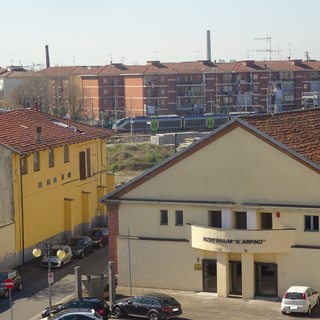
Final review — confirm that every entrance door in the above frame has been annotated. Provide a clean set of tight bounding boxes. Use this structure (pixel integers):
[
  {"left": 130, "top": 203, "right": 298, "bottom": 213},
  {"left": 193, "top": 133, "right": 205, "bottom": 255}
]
[
  {"left": 255, "top": 263, "right": 278, "bottom": 296},
  {"left": 229, "top": 261, "right": 242, "bottom": 295},
  {"left": 202, "top": 259, "right": 217, "bottom": 292}
]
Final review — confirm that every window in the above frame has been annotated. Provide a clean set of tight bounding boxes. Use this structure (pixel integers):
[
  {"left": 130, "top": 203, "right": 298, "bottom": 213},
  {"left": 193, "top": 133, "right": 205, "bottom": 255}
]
[
  {"left": 208, "top": 211, "right": 221, "bottom": 228},
  {"left": 103, "top": 78, "right": 108, "bottom": 84},
  {"left": 64, "top": 145, "right": 69, "bottom": 163},
  {"left": 160, "top": 210, "right": 168, "bottom": 225},
  {"left": 79, "top": 151, "right": 86, "bottom": 180},
  {"left": 48, "top": 149, "right": 54, "bottom": 168},
  {"left": 305, "top": 215, "right": 319, "bottom": 231},
  {"left": 21, "top": 157, "right": 28, "bottom": 174},
  {"left": 103, "top": 89, "right": 108, "bottom": 95},
  {"left": 33, "top": 151, "right": 40, "bottom": 172},
  {"left": 175, "top": 210, "right": 183, "bottom": 226},
  {"left": 235, "top": 211, "right": 247, "bottom": 229},
  {"left": 261, "top": 213, "right": 272, "bottom": 229}
]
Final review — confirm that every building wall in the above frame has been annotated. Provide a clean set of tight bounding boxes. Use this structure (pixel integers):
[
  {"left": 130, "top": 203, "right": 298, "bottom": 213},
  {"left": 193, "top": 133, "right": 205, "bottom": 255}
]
[
  {"left": 11, "top": 137, "right": 113, "bottom": 265},
  {"left": 111, "top": 126, "right": 320, "bottom": 297}
]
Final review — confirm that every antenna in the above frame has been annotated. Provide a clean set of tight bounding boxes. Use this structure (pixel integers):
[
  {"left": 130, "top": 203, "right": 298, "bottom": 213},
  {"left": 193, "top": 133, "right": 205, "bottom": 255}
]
[
  {"left": 195, "top": 50, "right": 202, "bottom": 60},
  {"left": 254, "top": 35, "right": 272, "bottom": 60},
  {"left": 154, "top": 49, "right": 159, "bottom": 60}
]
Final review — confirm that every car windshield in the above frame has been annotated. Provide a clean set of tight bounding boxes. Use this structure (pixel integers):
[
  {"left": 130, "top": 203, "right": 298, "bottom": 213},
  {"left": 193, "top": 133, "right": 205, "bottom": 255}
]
[
  {"left": 89, "top": 230, "right": 102, "bottom": 237},
  {"left": 286, "top": 292, "right": 305, "bottom": 299},
  {"left": 68, "top": 238, "right": 84, "bottom": 247},
  {"left": 0, "top": 274, "right": 7, "bottom": 282},
  {"left": 163, "top": 297, "right": 180, "bottom": 306}
]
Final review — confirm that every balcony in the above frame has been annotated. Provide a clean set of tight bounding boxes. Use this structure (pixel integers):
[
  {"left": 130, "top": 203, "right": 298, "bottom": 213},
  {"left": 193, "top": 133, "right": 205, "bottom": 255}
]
[{"left": 188, "top": 224, "right": 295, "bottom": 254}]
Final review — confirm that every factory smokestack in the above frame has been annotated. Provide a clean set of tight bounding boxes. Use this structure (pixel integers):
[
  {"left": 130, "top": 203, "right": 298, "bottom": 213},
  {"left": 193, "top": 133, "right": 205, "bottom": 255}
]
[
  {"left": 206, "top": 30, "right": 212, "bottom": 62},
  {"left": 45, "top": 45, "right": 50, "bottom": 68}
]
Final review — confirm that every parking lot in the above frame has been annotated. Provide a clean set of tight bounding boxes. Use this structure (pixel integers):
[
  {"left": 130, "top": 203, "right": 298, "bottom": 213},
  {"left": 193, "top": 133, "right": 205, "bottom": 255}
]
[{"left": 115, "top": 286, "right": 320, "bottom": 320}]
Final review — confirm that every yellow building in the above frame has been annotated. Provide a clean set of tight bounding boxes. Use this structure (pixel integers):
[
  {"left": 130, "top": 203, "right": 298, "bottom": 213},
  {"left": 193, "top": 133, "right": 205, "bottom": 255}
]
[
  {"left": 0, "top": 108, "right": 115, "bottom": 269},
  {"left": 101, "top": 108, "right": 320, "bottom": 299}
]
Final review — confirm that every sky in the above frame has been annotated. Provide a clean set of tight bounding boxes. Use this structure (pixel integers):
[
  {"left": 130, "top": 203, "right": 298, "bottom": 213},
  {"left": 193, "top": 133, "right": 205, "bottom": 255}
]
[{"left": 2, "top": 0, "right": 319, "bottom": 68}]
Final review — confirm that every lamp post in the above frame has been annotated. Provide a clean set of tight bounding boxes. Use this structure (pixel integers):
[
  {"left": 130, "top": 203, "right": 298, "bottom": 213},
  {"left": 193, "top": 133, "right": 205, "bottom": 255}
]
[{"left": 32, "top": 242, "right": 65, "bottom": 315}]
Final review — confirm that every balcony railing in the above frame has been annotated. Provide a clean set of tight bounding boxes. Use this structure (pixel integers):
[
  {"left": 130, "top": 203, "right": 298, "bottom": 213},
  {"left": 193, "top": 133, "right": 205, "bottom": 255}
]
[{"left": 188, "top": 224, "right": 295, "bottom": 254}]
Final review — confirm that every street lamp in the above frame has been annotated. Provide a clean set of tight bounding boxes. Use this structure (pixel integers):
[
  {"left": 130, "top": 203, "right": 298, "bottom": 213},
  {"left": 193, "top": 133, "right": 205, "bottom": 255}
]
[{"left": 32, "top": 242, "right": 66, "bottom": 315}]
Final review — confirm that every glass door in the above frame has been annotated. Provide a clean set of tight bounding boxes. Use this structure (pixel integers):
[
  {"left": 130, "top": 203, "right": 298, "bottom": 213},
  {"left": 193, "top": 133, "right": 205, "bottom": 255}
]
[
  {"left": 255, "top": 263, "right": 278, "bottom": 296},
  {"left": 202, "top": 259, "right": 217, "bottom": 292},
  {"left": 229, "top": 261, "right": 242, "bottom": 295}
]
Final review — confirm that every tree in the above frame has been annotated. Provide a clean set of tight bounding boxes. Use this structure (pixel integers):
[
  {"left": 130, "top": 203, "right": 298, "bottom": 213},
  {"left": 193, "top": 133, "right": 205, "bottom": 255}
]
[{"left": 9, "top": 75, "right": 50, "bottom": 111}]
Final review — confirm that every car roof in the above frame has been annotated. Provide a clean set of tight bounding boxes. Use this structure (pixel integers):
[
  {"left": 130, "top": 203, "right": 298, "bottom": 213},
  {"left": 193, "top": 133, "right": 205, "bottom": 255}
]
[
  {"left": 54, "top": 308, "right": 96, "bottom": 315},
  {"left": 0, "top": 269, "right": 17, "bottom": 274},
  {"left": 69, "top": 297, "right": 103, "bottom": 303},
  {"left": 286, "top": 286, "right": 314, "bottom": 292},
  {"left": 138, "top": 293, "right": 174, "bottom": 299}
]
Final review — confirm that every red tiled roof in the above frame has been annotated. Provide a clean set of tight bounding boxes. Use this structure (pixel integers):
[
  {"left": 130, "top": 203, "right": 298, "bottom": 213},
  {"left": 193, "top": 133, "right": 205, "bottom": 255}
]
[
  {"left": 242, "top": 108, "right": 320, "bottom": 166},
  {"left": 0, "top": 108, "right": 111, "bottom": 155}
]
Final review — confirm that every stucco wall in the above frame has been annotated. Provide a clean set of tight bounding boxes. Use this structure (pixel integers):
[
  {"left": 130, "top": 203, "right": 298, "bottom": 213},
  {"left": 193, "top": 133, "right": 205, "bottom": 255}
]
[
  {"left": 124, "top": 127, "right": 320, "bottom": 206},
  {"left": 0, "top": 146, "right": 14, "bottom": 225},
  {"left": 118, "top": 237, "right": 203, "bottom": 291}
]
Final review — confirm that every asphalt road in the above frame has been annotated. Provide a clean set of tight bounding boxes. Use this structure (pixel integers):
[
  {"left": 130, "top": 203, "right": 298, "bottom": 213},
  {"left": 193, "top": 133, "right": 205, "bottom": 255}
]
[{"left": 1, "top": 246, "right": 320, "bottom": 320}]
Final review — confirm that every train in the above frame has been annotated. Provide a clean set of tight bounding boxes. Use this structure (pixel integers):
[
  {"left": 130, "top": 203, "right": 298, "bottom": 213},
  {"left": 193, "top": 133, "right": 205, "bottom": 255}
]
[{"left": 112, "top": 112, "right": 260, "bottom": 133}]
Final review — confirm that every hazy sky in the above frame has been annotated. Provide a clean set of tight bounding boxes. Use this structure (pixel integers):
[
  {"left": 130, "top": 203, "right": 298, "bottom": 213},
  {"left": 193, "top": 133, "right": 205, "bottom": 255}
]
[{"left": 2, "top": 0, "right": 319, "bottom": 68}]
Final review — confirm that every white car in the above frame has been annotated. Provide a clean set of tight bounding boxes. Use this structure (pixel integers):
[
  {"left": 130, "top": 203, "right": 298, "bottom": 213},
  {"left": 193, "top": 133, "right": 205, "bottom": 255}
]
[
  {"left": 42, "top": 308, "right": 102, "bottom": 319},
  {"left": 41, "top": 245, "right": 73, "bottom": 268},
  {"left": 281, "top": 286, "right": 319, "bottom": 315}
]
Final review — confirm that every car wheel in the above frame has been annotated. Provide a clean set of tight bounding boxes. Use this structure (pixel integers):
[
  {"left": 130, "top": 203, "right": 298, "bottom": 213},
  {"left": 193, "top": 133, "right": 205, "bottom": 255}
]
[
  {"left": 317, "top": 297, "right": 320, "bottom": 306},
  {"left": 148, "top": 312, "right": 159, "bottom": 320},
  {"left": 4, "top": 290, "right": 9, "bottom": 299},
  {"left": 18, "top": 282, "right": 23, "bottom": 291},
  {"left": 113, "top": 306, "right": 122, "bottom": 318},
  {"left": 281, "top": 310, "right": 286, "bottom": 315}
]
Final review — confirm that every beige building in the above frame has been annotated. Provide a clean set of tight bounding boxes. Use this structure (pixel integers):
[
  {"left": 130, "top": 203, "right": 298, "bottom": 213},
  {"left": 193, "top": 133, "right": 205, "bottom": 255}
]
[{"left": 101, "top": 108, "right": 320, "bottom": 299}]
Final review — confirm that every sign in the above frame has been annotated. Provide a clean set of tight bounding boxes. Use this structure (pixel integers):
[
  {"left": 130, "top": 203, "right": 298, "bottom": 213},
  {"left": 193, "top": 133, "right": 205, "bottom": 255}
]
[
  {"left": 48, "top": 272, "right": 54, "bottom": 284},
  {"left": 4, "top": 278, "right": 14, "bottom": 290}
]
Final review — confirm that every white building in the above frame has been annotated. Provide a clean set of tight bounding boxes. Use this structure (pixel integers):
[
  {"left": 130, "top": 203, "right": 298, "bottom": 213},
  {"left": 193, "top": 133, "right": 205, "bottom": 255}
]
[{"left": 101, "top": 108, "right": 320, "bottom": 299}]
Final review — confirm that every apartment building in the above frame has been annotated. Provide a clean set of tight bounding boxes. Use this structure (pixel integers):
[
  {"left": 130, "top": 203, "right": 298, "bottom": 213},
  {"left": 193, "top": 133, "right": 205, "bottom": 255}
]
[
  {"left": 101, "top": 108, "right": 320, "bottom": 299},
  {"left": 0, "top": 108, "right": 115, "bottom": 269},
  {"left": 4, "top": 59, "right": 320, "bottom": 126}
]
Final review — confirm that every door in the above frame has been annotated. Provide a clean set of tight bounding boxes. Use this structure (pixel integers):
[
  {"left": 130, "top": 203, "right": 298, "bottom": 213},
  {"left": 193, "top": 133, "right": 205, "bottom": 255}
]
[
  {"left": 202, "top": 259, "right": 217, "bottom": 292},
  {"left": 229, "top": 261, "right": 242, "bottom": 295},
  {"left": 255, "top": 263, "right": 278, "bottom": 296}
]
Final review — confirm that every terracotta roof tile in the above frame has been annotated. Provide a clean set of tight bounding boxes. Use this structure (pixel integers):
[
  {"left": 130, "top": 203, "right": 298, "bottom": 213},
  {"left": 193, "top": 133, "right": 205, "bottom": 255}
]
[
  {"left": 242, "top": 108, "right": 320, "bottom": 166},
  {"left": 0, "top": 109, "right": 111, "bottom": 155}
]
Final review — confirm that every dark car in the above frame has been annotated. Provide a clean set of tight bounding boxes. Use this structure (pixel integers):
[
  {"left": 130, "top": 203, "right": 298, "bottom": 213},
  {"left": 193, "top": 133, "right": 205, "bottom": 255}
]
[
  {"left": 41, "top": 297, "right": 111, "bottom": 319},
  {"left": 87, "top": 227, "right": 109, "bottom": 248},
  {"left": 67, "top": 236, "right": 93, "bottom": 258},
  {"left": 112, "top": 293, "right": 182, "bottom": 320},
  {"left": 0, "top": 270, "right": 23, "bottom": 298}
]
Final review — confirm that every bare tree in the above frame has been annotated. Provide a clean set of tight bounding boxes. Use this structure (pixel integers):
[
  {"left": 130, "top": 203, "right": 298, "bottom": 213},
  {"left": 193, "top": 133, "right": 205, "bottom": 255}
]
[{"left": 9, "top": 75, "right": 50, "bottom": 111}]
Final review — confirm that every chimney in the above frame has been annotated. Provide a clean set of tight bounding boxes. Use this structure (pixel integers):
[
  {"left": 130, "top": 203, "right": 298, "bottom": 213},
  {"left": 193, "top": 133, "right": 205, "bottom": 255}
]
[
  {"left": 36, "top": 127, "right": 42, "bottom": 143},
  {"left": 45, "top": 45, "right": 50, "bottom": 68},
  {"left": 206, "top": 30, "right": 212, "bottom": 62}
]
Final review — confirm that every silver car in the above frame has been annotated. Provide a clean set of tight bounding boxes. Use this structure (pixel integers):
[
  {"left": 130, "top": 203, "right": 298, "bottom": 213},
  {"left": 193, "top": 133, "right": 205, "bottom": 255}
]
[
  {"left": 41, "top": 245, "right": 73, "bottom": 268},
  {"left": 281, "top": 285, "right": 319, "bottom": 315}
]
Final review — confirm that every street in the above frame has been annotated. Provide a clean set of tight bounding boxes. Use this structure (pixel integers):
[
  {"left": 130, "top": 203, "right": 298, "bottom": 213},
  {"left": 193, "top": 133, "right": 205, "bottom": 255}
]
[{"left": 1, "top": 246, "right": 320, "bottom": 319}]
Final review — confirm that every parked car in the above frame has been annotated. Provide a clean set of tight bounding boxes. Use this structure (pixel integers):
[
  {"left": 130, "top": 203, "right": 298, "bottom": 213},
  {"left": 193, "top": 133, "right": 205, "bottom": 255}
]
[
  {"left": 87, "top": 227, "right": 109, "bottom": 248},
  {"left": 111, "top": 293, "right": 182, "bottom": 320},
  {"left": 67, "top": 236, "right": 93, "bottom": 258},
  {"left": 281, "top": 285, "right": 319, "bottom": 315},
  {"left": 42, "top": 308, "right": 103, "bottom": 320},
  {"left": 0, "top": 270, "right": 22, "bottom": 298},
  {"left": 41, "top": 297, "right": 111, "bottom": 319},
  {"left": 41, "top": 245, "right": 73, "bottom": 268}
]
